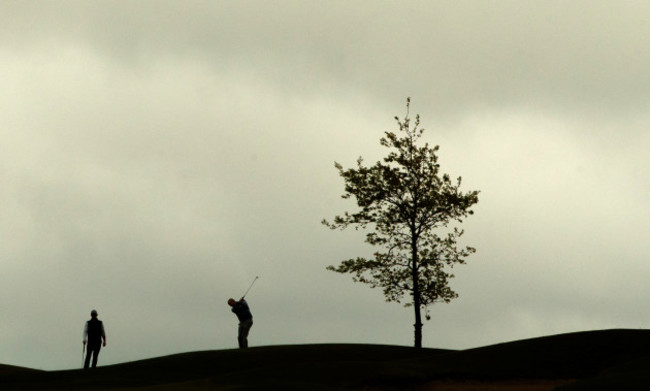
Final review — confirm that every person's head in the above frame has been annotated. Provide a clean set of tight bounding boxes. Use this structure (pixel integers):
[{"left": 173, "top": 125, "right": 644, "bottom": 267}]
[
  {"left": 227, "top": 298, "right": 236, "bottom": 307},
  {"left": 91, "top": 310, "right": 98, "bottom": 318}
]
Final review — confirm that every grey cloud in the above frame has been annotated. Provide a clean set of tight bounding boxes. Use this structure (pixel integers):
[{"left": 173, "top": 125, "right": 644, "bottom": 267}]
[
  {"left": 2, "top": 0, "right": 650, "bottom": 370},
  {"left": 6, "top": 1, "right": 650, "bottom": 120}
]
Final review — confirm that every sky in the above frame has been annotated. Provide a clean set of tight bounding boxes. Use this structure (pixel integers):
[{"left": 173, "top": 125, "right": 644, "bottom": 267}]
[{"left": 2, "top": 1, "right": 650, "bottom": 370}]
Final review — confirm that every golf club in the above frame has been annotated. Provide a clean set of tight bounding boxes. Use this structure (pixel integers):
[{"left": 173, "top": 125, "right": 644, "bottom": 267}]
[{"left": 242, "top": 276, "right": 259, "bottom": 299}]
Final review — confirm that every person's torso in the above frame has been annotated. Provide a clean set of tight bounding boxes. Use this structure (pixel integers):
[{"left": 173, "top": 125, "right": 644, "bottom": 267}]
[
  {"left": 232, "top": 302, "right": 252, "bottom": 321},
  {"left": 87, "top": 319, "right": 103, "bottom": 342}
]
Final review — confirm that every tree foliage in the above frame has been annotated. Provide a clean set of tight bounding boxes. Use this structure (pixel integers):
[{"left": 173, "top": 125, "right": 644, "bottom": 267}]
[{"left": 322, "top": 98, "right": 479, "bottom": 347}]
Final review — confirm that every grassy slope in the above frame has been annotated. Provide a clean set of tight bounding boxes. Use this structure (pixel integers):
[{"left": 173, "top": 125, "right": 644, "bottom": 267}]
[
  {"left": 553, "top": 354, "right": 650, "bottom": 391},
  {"left": 2, "top": 329, "right": 650, "bottom": 390},
  {"left": 0, "top": 344, "right": 451, "bottom": 391}
]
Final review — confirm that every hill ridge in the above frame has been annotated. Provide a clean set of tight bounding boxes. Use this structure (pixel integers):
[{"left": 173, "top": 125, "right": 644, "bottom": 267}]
[{"left": 2, "top": 329, "right": 650, "bottom": 390}]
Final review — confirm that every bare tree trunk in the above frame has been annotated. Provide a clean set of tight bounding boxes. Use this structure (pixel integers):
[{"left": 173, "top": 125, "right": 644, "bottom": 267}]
[
  {"left": 413, "top": 307, "right": 423, "bottom": 348},
  {"left": 412, "top": 239, "right": 423, "bottom": 348}
]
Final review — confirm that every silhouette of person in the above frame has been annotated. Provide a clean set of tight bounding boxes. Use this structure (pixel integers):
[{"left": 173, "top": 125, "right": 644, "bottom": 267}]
[
  {"left": 228, "top": 297, "right": 253, "bottom": 348},
  {"left": 83, "top": 309, "right": 106, "bottom": 368}
]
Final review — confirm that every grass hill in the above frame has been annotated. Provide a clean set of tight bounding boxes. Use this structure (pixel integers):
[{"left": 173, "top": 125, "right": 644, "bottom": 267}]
[{"left": 2, "top": 329, "right": 650, "bottom": 390}]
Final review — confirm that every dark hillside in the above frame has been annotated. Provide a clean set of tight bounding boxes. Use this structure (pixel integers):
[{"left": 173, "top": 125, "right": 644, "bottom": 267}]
[
  {"left": 412, "top": 328, "right": 650, "bottom": 380},
  {"left": 2, "top": 330, "right": 650, "bottom": 390},
  {"left": 0, "top": 344, "right": 452, "bottom": 390},
  {"left": 0, "top": 365, "right": 40, "bottom": 375},
  {"left": 0, "top": 364, "right": 42, "bottom": 387},
  {"left": 0, "top": 365, "right": 41, "bottom": 379},
  {"left": 555, "top": 354, "right": 650, "bottom": 390}
]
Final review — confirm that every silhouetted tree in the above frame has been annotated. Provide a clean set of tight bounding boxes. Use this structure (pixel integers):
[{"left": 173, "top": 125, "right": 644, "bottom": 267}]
[{"left": 323, "top": 98, "right": 479, "bottom": 348}]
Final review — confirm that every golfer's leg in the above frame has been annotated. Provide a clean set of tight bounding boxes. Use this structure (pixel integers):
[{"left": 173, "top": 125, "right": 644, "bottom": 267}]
[
  {"left": 241, "top": 319, "right": 252, "bottom": 348},
  {"left": 92, "top": 345, "right": 100, "bottom": 368},
  {"left": 237, "top": 323, "right": 245, "bottom": 348}
]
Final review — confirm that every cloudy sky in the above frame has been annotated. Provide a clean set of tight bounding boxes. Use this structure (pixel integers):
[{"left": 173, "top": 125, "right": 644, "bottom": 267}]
[{"left": 2, "top": 1, "right": 650, "bottom": 370}]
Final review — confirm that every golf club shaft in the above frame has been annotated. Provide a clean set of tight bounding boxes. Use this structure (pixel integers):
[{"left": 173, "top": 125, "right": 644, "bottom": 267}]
[{"left": 242, "top": 276, "right": 259, "bottom": 298}]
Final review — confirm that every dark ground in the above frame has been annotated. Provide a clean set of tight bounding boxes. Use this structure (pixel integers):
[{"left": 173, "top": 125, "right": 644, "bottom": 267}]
[{"left": 2, "top": 329, "right": 650, "bottom": 390}]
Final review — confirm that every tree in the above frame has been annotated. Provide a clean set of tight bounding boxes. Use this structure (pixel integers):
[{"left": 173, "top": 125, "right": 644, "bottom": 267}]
[{"left": 322, "top": 98, "right": 479, "bottom": 348}]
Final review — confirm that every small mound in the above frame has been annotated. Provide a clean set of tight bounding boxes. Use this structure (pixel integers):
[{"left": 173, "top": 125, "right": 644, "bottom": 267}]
[{"left": 0, "top": 364, "right": 40, "bottom": 376}]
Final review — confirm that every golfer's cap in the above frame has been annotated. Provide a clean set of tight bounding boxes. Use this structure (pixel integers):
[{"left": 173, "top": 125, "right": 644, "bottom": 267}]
[{"left": 91, "top": 309, "right": 98, "bottom": 316}]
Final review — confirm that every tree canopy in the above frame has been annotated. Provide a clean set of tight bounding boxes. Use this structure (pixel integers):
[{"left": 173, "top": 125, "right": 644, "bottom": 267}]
[{"left": 323, "top": 98, "right": 479, "bottom": 347}]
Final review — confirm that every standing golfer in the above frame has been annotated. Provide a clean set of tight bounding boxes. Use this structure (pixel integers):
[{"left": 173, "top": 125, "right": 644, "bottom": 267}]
[
  {"left": 83, "top": 309, "right": 106, "bottom": 368},
  {"left": 228, "top": 297, "right": 253, "bottom": 348}
]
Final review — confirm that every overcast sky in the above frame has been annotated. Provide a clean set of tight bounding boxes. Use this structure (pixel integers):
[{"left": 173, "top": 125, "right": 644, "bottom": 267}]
[{"left": 2, "top": 1, "right": 650, "bottom": 370}]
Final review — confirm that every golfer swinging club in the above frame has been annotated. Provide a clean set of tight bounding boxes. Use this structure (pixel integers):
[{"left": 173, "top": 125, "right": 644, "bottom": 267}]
[{"left": 228, "top": 277, "right": 256, "bottom": 348}]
